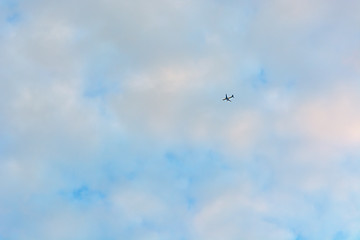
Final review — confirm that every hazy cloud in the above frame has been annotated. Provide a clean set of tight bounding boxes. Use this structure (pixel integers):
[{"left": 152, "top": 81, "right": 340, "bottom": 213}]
[{"left": 1, "top": 0, "right": 360, "bottom": 239}]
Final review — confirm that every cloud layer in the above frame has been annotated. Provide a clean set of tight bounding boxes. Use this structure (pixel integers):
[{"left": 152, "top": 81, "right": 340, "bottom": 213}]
[{"left": 1, "top": 0, "right": 360, "bottom": 239}]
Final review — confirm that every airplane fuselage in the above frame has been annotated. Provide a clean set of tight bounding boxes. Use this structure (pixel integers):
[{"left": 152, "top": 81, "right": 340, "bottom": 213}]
[{"left": 223, "top": 94, "right": 234, "bottom": 102}]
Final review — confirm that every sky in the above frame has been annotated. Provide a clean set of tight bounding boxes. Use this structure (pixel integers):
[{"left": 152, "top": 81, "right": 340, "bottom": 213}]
[{"left": 1, "top": 0, "right": 360, "bottom": 239}]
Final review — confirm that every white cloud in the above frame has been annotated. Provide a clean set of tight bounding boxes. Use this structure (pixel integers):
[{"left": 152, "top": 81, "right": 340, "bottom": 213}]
[
  {"left": 193, "top": 187, "right": 294, "bottom": 240},
  {"left": 1, "top": 0, "right": 360, "bottom": 239},
  {"left": 284, "top": 85, "right": 360, "bottom": 148}
]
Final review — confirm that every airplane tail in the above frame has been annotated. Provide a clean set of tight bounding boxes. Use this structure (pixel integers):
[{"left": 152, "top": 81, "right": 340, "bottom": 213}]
[{"left": 231, "top": 95, "right": 234, "bottom": 98}]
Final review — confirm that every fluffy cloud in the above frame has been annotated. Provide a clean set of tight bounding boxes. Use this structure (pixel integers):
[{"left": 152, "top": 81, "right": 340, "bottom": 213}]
[{"left": 1, "top": 0, "right": 360, "bottom": 239}]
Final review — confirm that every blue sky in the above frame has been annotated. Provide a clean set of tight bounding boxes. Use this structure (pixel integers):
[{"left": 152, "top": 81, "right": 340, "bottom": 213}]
[{"left": 1, "top": 0, "right": 360, "bottom": 239}]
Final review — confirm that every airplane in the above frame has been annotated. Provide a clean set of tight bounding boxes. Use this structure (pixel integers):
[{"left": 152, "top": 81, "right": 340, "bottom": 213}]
[{"left": 223, "top": 94, "right": 234, "bottom": 102}]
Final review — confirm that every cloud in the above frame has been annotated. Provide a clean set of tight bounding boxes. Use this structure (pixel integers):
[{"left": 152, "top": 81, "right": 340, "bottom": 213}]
[
  {"left": 1, "top": 0, "right": 360, "bottom": 239},
  {"left": 294, "top": 87, "right": 360, "bottom": 147}
]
